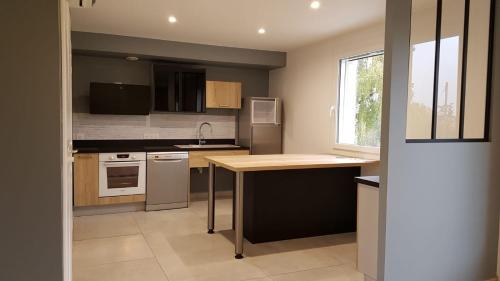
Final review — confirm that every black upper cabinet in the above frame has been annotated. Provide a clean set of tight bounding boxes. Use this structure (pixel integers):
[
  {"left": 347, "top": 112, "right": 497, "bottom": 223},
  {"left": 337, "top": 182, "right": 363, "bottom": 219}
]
[
  {"left": 152, "top": 64, "right": 206, "bottom": 113},
  {"left": 89, "top": 82, "right": 150, "bottom": 115}
]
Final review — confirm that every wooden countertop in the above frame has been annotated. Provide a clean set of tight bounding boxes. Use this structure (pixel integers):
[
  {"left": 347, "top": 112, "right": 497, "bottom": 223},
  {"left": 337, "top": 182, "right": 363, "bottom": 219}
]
[{"left": 205, "top": 154, "right": 378, "bottom": 172}]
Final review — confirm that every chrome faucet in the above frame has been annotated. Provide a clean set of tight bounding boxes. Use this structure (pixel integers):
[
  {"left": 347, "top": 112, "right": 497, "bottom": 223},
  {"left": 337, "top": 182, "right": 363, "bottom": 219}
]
[{"left": 198, "top": 122, "right": 213, "bottom": 145}]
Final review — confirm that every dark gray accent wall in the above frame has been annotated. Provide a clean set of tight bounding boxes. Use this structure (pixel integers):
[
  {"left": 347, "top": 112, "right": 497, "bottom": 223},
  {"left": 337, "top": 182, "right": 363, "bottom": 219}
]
[
  {"left": 72, "top": 31, "right": 286, "bottom": 69},
  {"left": 72, "top": 54, "right": 269, "bottom": 113},
  {"left": 72, "top": 54, "right": 268, "bottom": 195},
  {"left": 0, "top": 0, "right": 63, "bottom": 281},
  {"left": 379, "top": 0, "right": 500, "bottom": 280},
  {"left": 205, "top": 65, "right": 269, "bottom": 98}
]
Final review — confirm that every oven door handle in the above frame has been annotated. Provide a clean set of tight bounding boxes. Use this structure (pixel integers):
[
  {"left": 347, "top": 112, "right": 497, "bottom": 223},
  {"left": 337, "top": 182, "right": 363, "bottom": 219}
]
[{"left": 103, "top": 161, "right": 142, "bottom": 166}]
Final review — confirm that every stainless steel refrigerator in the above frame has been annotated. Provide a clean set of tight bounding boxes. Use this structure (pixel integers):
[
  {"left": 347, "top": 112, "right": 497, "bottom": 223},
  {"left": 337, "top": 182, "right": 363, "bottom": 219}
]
[{"left": 238, "top": 97, "right": 282, "bottom": 154}]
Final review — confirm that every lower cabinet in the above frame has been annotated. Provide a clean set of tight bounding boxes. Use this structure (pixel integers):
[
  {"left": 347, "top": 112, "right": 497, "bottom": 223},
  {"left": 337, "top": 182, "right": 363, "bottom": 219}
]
[
  {"left": 357, "top": 184, "right": 379, "bottom": 281},
  {"left": 73, "top": 153, "right": 145, "bottom": 207},
  {"left": 74, "top": 150, "right": 249, "bottom": 207}
]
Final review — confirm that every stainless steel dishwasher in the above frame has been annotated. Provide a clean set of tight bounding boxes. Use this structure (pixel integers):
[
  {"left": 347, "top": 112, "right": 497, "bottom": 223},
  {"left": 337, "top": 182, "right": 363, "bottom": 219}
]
[{"left": 146, "top": 152, "right": 189, "bottom": 211}]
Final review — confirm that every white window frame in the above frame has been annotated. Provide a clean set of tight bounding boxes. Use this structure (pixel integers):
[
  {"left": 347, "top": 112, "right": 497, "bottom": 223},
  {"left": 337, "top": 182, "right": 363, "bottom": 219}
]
[{"left": 334, "top": 51, "right": 384, "bottom": 155}]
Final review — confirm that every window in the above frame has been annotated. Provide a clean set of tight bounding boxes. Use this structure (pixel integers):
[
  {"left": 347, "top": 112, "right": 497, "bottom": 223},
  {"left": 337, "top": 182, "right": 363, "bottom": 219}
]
[{"left": 336, "top": 52, "right": 384, "bottom": 153}]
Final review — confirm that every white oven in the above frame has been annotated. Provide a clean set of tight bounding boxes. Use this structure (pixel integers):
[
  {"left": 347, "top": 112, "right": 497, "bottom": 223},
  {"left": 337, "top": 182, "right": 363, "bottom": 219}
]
[{"left": 99, "top": 152, "right": 146, "bottom": 197}]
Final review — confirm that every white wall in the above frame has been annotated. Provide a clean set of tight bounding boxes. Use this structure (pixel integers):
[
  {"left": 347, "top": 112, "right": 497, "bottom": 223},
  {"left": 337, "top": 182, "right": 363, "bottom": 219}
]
[{"left": 269, "top": 22, "right": 385, "bottom": 160}]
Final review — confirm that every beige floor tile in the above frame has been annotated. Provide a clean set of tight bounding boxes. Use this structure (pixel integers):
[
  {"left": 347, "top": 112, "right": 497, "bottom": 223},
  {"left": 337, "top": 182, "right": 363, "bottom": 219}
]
[
  {"left": 146, "top": 231, "right": 236, "bottom": 267},
  {"left": 133, "top": 208, "right": 206, "bottom": 236},
  {"left": 73, "top": 234, "right": 154, "bottom": 268},
  {"left": 321, "top": 243, "right": 358, "bottom": 266},
  {"left": 189, "top": 199, "right": 234, "bottom": 217},
  {"left": 73, "top": 212, "right": 141, "bottom": 241},
  {"left": 270, "top": 264, "right": 364, "bottom": 281},
  {"left": 247, "top": 247, "right": 343, "bottom": 276},
  {"left": 211, "top": 213, "right": 233, "bottom": 231},
  {"left": 180, "top": 260, "right": 267, "bottom": 281},
  {"left": 73, "top": 200, "right": 364, "bottom": 281},
  {"left": 144, "top": 231, "right": 266, "bottom": 281},
  {"left": 73, "top": 258, "right": 168, "bottom": 281}
]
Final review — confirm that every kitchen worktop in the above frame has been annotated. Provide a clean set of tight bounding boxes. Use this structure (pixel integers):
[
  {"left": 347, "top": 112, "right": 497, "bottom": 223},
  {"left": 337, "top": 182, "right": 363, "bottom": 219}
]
[
  {"left": 205, "top": 154, "right": 378, "bottom": 172},
  {"left": 74, "top": 139, "right": 249, "bottom": 153}
]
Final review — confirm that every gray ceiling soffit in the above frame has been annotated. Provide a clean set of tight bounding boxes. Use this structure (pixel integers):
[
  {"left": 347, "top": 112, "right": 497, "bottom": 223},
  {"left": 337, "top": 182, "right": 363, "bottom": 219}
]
[{"left": 71, "top": 32, "right": 287, "bottom": 69}]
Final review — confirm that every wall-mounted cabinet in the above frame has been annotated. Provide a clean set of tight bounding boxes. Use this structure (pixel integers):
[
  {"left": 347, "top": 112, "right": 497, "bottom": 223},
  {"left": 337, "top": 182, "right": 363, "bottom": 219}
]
[
  {"left": 206, "top": 81, "right": 242, "bottom": 109},
  {"left": 153, "top": 64, "right": 206, "bottom": 113}
]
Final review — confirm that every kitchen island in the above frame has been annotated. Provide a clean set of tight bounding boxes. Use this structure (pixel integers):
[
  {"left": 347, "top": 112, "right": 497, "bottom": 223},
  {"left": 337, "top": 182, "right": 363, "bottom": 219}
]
[{"left": 205, "top": 154, "right": 378, "bottom": 259}]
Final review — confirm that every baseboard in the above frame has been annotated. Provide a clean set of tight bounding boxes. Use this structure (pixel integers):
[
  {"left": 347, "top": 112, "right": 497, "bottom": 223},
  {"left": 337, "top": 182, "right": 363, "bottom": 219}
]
[
  {"left": 74, "top": 202, "right": 145, "bottom": 216},
  {"left": 190, "top": 190, "right": 233, "bottom": 201},
  {"left": 74, "top": 192, "right": 233, "bottom": 216}
]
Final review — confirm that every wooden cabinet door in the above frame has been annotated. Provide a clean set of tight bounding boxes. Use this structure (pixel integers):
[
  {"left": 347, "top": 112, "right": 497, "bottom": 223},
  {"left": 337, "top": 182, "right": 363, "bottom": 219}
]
[
  {"left": 206, "top": 81, "right": 242, "bottom": 109},
  {"left": 206, "top": 81, "right": 218, "bottom": 108},
  {"left": 216, "top": 81, "right": 241, "bottom": 108},
  {"left": 74, "top": 153, "right": 99, "bottom": 207}
]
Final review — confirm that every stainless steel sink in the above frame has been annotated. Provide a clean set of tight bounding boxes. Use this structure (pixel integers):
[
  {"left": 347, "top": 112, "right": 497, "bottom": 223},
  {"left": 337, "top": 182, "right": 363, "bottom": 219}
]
[{"left": 174, "top": 144, "right": 241, "bottom": 149}]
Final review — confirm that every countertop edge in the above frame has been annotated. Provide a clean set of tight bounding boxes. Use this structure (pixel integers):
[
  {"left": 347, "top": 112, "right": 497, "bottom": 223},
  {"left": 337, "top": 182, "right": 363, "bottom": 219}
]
[{"left": 205, "top": 155, "right": 379, "bottom": 172}]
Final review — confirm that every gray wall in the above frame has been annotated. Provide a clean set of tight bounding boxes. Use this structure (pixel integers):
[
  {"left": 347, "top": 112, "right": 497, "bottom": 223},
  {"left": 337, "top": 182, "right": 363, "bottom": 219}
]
[
  {"left": 379, "top": 0, "right": 500, "bottom": 280},
  {"left": 72, "top": 31, "right": 286, "bottom": 69},
  {"left": 72, "top": 54, "right": 269, "bottom": 113},
  {"left": 0, "top": 1, "right": 63, "bottom": 281},
  {"left": 72, "top": 54, "right": 269, "bottom": 195}
]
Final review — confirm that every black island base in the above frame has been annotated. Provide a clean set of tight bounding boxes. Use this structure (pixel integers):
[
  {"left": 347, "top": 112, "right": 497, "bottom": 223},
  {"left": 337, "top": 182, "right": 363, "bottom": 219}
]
[{"left": 237, "top": 167, "right": 361, "bottom": 243}]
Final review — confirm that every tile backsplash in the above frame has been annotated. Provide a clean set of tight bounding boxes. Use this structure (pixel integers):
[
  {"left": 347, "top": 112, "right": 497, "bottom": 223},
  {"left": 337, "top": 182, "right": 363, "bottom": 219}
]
[{"left": 73, "top": 113, "right": 236, "bottom": 140}]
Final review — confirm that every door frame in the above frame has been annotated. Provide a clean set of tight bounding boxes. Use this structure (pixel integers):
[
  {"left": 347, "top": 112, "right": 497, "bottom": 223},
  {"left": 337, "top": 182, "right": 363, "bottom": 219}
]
[{"left": 60, "top": 0, "right": 73, "bottom": 280}]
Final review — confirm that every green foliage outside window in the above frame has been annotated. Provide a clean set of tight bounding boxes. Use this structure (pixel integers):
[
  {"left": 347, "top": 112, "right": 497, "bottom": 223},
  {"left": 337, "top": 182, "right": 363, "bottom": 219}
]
[{"left": 354, "top": 55, "right": 384, "bottom": 147}]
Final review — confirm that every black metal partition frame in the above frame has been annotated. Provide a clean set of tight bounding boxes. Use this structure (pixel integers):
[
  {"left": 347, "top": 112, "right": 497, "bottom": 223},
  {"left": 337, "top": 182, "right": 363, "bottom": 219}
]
[{"left": 406, "top": 0, "right": 496, "bottom": 143}]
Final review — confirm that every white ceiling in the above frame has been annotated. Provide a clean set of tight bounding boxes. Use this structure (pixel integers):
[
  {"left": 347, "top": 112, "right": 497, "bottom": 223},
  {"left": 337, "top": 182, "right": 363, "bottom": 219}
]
[{"left": 70, "top": 0, "right": 386, "bottom": 52}]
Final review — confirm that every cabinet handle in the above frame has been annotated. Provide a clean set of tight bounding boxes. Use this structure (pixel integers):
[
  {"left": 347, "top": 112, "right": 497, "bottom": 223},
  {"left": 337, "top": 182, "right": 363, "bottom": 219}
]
[{"left": 220, "top": 104, "right": 230, "bottom": 107}]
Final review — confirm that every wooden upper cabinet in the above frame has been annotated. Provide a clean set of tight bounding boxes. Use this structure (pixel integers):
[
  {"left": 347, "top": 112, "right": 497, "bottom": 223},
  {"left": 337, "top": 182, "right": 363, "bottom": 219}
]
[{"left": 206, "top": 81, "right": 242, "bottom": 109}]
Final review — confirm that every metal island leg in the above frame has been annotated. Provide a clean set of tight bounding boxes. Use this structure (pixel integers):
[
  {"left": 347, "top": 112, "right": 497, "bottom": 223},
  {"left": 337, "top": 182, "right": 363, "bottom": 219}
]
[
  {"left": 207, "top": 162, "right": 216, "bottom": 234},
  {"left": 234, "top": 171, "right": 244, "bottom": 259}
]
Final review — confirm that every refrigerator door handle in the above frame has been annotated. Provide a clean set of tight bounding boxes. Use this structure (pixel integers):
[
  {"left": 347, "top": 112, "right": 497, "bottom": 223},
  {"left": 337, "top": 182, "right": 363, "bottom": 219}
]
[
  {"left": 249, "top": 126, "right": 254, "bottom": 154},
  {"left": 275, "top": 98, "right": 281, "bottom": 125}
]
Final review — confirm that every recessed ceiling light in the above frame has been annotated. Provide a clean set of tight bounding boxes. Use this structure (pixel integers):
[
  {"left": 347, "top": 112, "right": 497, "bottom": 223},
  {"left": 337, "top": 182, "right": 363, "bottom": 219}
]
[
  {"left": 310, "top": 1, "right": 321, "bottom": 9},
  {"left": 125, "top": 56, "right": 139, "bottom": 61},
  {"left": 168, "top": 16, "right": 177, "bottom": 23},
  {"left": 258, "top": 28, "right": 266, "bottom": 34}
]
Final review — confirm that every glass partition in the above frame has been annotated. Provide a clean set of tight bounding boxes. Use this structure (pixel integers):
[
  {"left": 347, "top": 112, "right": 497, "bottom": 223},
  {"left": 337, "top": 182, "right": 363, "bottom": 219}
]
[
  {"left": 435, "top": 0, "right": 465, "bottom": 139},
  {"left": 406, "top": 0, "right": 494, "bottom": 142},
  {"left": 463, "top": 0, "right": 492, "bottom": 138},
  {"left": 406, "top": 0, "right": 437, "bottom": 140}
]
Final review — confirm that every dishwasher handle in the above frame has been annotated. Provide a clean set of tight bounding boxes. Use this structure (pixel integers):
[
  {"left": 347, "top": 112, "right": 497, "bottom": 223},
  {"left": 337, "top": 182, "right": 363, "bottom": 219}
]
[
  {"left": 151, "top": 158, "right": 184, "bottom": 163},
  {"left": 147, "top": 152, "right": 188, "bottom": 160}
]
